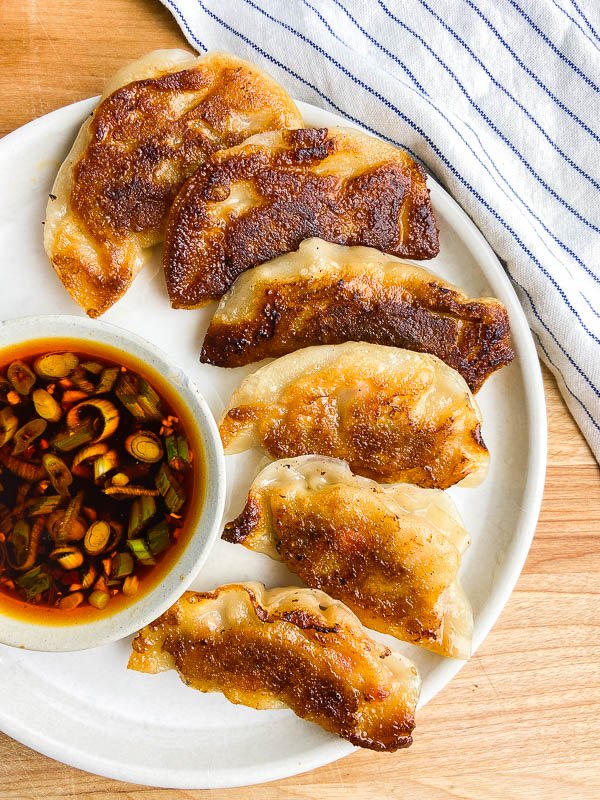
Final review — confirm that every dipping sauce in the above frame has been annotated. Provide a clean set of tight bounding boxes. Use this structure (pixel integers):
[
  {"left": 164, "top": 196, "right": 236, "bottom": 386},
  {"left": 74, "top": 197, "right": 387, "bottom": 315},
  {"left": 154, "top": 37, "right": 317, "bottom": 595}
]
[{"left": 0, "top": 340, "right": 203, "bottom": 622}]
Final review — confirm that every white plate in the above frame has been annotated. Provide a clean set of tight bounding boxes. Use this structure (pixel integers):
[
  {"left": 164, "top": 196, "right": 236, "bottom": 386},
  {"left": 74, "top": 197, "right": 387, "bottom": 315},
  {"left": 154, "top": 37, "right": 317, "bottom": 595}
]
[{"left": 0, "top": 98, "right": 546, "bottom": 789}]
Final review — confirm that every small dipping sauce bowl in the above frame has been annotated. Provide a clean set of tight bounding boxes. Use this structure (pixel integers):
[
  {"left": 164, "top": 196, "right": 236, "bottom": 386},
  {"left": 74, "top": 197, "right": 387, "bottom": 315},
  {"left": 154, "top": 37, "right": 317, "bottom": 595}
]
[{"left": 0, "top": 315, "right": 225, "bottom": 650}]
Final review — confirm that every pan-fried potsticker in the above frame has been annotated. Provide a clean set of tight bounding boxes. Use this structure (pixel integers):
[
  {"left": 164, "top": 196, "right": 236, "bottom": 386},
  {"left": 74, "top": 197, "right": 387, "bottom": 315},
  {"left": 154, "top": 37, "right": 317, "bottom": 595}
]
[
  {"left": 164, "top": 127, "right": 439, "bottom": 308},
  {"left": 44, "top": 49, "right": 302, "bottom": 317},
  {"left": 223, "top": 456, "right": 473, "bottom": 658},
  {"left": 201, "top": 238, "right": 512, "bottom": 392},
  {"left": 129, "top": 583, "right": 421, "bottom": 752},
  {"left": 219, "top": 343, "right": 489, "bottom": 489}
]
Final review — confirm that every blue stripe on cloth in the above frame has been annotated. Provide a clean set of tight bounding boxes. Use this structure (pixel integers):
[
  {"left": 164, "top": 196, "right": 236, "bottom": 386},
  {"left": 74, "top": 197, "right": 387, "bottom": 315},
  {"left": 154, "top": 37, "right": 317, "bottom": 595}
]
[
  {"left": 162, "top": 0, "right": 207, "bottom": 50},
  {"left": 550, "top": 0, "right": 600, "bottom": 53},
  {"left": 298, "top": 0, "right": 344, "bottom": 45},
  {"left": 329, "top": 0, "right": 429, "bottom": 95},
  {"left": 412, "top": 0, "right": 599, "bottom": 191},
  {"left": 462, "top": 0, "right": 600, "bottom": 142},
  {"left": 567, "top": 0, "right": 600, "bottom": 45},
  {"left": 533, "top": 331, "right": 600, "bottom": 433},
  {"left": 506, "top": 0, "right": 599, "bottom": 90},
  {"left": 506, "top": 272, "right": 600, "bottom": 401},
  {"left": 195, "top": 0, "right": 600, "bottom": 398}
]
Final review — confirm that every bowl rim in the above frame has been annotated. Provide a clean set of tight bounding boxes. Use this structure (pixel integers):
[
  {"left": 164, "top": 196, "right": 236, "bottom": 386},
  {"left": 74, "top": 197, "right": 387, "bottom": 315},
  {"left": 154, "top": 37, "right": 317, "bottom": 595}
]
[{"left": 0, "top": 314, "right": 226, "bottom": 651}]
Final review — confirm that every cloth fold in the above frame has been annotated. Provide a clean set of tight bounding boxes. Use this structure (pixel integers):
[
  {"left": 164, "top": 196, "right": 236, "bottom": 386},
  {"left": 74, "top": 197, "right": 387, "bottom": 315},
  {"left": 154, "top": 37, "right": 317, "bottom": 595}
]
[{"left": 161, "top": 0, "right": 600, "bottom": 460}]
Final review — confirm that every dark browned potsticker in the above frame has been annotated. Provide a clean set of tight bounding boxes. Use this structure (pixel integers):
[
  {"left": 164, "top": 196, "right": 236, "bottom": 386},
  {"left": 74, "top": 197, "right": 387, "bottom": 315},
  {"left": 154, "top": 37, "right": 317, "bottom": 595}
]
[
  {"left": 164, "top": 128, "right": 439, "bottom": 309},
  {"left": 129, "top": 585, "right": 419, "bottom": 752},
  {"left": 45, "top": 51, "right": 303, "bottom": 318},
  {"left": 200, "top": 240, "right": 513, "bottom": 391}
]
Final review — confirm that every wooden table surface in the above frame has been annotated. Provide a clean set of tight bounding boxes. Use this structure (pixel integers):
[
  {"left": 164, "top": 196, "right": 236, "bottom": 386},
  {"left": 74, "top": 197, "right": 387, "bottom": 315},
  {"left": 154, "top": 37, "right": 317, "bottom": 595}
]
[{"left": 1, "top": 2, "right": 599, "bottom": 798}]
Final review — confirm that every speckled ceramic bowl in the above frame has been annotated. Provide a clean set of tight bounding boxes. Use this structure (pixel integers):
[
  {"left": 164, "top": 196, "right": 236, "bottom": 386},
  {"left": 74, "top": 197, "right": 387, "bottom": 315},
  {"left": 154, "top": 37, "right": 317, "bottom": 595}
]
[{"left": 0, "top": 315, "right": 226, "bottom": 651}]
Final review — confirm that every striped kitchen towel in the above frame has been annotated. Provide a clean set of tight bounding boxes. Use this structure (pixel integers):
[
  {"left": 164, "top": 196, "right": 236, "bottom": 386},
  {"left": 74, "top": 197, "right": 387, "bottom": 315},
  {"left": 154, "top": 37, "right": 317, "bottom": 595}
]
[{"left": 161, "top": 0, "right": 600, "bottom": 460}]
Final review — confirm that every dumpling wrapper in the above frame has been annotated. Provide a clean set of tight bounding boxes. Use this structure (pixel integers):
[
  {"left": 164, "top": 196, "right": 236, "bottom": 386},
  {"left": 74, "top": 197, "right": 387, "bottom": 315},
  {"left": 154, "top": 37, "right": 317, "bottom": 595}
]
[
  {"left": 222, "top": 456, "right": 473, "bottom": 658},
  {"left": 200, "top": 238, "right": 513, "bottom": 392},
  {"left": 128, "top": 583, "right": 420, "bottom": 752},
  {"left": 164, "top": 126, "right": 439, "bottom": 308},
  {"left": 219, "top": 342, "right": 489, "bottom": 489},
  {"left": 223, "top": 456, "right": 473, "bottom": 658},
  {"left": 44, "top": 49, "right": 302, "bottom": 317}
]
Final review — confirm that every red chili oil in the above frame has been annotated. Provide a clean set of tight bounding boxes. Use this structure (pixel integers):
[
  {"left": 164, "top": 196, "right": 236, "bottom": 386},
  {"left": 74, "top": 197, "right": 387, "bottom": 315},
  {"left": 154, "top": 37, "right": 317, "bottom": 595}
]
[{"left": 0, "top": 339, "right": 205, "bottom": 623}]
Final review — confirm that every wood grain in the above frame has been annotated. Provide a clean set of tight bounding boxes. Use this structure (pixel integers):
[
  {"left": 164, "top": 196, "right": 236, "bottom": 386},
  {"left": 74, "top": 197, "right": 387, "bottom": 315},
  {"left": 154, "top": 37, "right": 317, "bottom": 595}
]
[{"left": 1, "top": 2, "right": 599, "bottom": 798}]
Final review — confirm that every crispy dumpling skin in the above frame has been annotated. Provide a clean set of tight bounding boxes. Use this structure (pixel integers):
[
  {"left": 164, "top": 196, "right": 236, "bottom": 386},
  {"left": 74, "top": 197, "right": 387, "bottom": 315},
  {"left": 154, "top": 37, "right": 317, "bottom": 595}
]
[
  {"left": 128, "top": 583, "right": 420, "bottom": 752},
  {"left": 201, "top": 238, "right": 513, "bottom": 392},
  {"left": 219, "top": 342, "right": 488, "bottom": 489},
  {"left": 223, "top": 456, "right": 472, "bottom": 658},
  {"left": 164, "top": 127, "right": 439, "bottom": 308},
  {"left": 44, "top": 49, "right": 302, "bottom": 318}
]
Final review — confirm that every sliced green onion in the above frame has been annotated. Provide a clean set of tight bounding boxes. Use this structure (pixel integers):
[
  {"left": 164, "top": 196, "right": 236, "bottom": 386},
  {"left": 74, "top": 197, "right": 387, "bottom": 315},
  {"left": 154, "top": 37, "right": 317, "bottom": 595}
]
[
  {"left": 122, "top": 575, "right": 139, "bottom": 596},
  {"left": 71, "top": 442, "right": 108, "bottom": 469},
  {"left": 42, "top": 453, "right": 73, "bottom": 495},
  {"left": 0, "top": 406, "right": 18, "bottom": 446},
  {"left": 81, "top": 361, "right": 103, "bottom": 375},
  {"left": 126, "top": 538, "right": 156, "bottom": 566},
  {"left": 175, "top": 435, "right": 191, "bottom": 466},
  {"left": 88, "top": 589, "right": 110, "bottom": 609},
  {"left": 12, "top": 518, "right": 45, "bottom": 571},
  {"left": 127, "top": 495, "right": 157, "bottom": 538},
  {"left": 16, "top": 565, "right": 52, "bottom": 601},
  {"left": 165, "top": 434, "right": 191, "bottom": 471},
  {"left": 12, "top": 418, "right": 47, "bottom": 455},
  {"left": 7, "top": 360, "right": 36, "bottom": 395},
  {"left": 0, "top": 449, "right": 45, "bottom": 481},
  {"left": 125, "top": 431, "right": 163, "bottom": 463},
  {"left": 58, "top": 592, "right": 84, "bottom": 610},
  {"left": 52, "top": 419, "right": 95, "bottom": 452},
  {"left": 49, "top": 545, "right": 84, "bottom": 570},
  {"left": 95, "top": 367, "right": 119, "bottom": 394},
  {"left": 66, "top": 399, "right": 120, "bottom": 442},
  {"left": 115, "top": 373, "right": 163, "bottom": 422},
  {"left": 81, "top": 564, "right": 97, "bottom": 589},
  {"left": 56, "top": 490, "right": 83, "bottom": 543},
  {"left": 147, "top": 521, "right": 170, "bottom": 556},
  {"left": 70, "top": 369, "right": 95, "bottom": 394},
  {"left": 32, "top": 388, "right": 62, "bottom": 422},
  {"left": 33, "top": 352, "right": 78, "bottom": 379},
  {"left": 155, "top": 463, "right": 186, "bottom": 513},
  {"left": 27, "top": 494, "right": 64, "bottom": 516},
  {"left": 137, "top": 378, "right": 164, "bottom": 421},
  {"left": 83, "top": 520, "right": 112, "bottom": 555},
  {"left": 9, "top": 519, "right": 30, "bottom": 567},
  {"left": 115, "top": 372, "right": 143, "bottom": 418},
  {"left": 94, "top": 449, "right": 119, "bottom": 482},
  {"left": 111, "top": 551, "right": 134, "bottom": 578}
]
